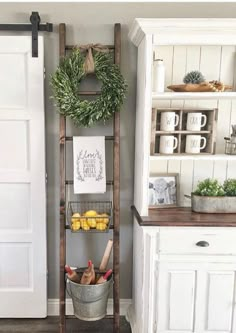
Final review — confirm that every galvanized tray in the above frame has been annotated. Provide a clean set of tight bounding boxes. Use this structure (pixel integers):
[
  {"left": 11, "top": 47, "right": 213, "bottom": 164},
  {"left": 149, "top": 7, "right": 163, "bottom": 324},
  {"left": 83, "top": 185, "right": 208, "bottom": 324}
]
[{"left": 191, "top": 194, "right": 236, "bottom": 213}]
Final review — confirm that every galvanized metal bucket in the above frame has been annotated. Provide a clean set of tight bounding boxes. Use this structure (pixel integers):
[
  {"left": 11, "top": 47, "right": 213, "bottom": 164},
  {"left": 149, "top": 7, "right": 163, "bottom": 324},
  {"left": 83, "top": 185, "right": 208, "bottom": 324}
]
[
  {"left": 191, "top": 194, "right": 236, "bottom": 213},
  {"left": 67, "top": 277, "right": 112, "bottom": 321}
]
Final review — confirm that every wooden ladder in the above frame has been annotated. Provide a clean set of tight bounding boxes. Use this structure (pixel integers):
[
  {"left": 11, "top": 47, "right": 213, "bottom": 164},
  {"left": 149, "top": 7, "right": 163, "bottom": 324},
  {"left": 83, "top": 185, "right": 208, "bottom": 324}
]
[{"left": 59, "top": 23, "right": 121, "bottom": 333}]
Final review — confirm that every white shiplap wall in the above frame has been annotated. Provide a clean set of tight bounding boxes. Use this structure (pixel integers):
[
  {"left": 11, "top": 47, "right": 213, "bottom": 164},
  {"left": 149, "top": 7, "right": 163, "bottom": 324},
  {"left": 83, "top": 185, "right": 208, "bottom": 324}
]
[
  {"left": 151, "top": 45, "right": 236, "bottom": 206},
  {"left": 150, "top": 158, "right": 236, "bottom": 206}
]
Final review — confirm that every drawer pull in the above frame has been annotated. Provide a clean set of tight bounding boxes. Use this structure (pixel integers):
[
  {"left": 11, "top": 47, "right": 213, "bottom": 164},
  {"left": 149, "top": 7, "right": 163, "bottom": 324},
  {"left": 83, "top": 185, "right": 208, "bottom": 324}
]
[{"left": 196, "top": 240, "right": 209, "bottom": 247}]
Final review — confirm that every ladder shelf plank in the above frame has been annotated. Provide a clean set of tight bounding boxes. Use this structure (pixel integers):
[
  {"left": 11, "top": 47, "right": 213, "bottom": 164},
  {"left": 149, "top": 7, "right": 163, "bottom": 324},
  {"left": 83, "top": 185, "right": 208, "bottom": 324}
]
[
  {"left": 65, "top": 180, "right": 114, "bottom": 185},
  {"left": 65, "top": 136, "right": 114, "bottom": 141},
  {"left": 65, "top": 44, "right": 115, "bottom": 50}
]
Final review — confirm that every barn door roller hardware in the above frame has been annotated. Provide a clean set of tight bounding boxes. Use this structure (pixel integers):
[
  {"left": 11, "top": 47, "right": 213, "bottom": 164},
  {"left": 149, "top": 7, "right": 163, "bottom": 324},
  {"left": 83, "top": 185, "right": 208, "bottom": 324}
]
[{"left": 0, "top": 11, "right": 53, "bottom": 57}]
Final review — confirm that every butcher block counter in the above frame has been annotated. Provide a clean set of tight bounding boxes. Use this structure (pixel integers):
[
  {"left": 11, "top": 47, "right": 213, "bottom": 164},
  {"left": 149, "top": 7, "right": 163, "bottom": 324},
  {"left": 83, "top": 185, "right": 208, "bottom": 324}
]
[{"left": 131, "top": 205, "right": 236, "bottom": 227}]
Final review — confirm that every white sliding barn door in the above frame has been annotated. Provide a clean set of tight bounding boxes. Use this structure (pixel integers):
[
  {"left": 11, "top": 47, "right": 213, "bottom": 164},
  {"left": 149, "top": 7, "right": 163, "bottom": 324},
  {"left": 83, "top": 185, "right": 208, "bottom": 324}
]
[{"left": 0, "top": 36, "right": 47, "bottom": 317}]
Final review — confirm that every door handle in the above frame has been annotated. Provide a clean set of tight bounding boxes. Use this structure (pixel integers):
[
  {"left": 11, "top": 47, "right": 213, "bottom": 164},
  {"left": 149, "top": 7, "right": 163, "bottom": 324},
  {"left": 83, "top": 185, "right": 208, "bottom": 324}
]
[{"left": 196, "top": 240, "right": 209, "bottom": 247}]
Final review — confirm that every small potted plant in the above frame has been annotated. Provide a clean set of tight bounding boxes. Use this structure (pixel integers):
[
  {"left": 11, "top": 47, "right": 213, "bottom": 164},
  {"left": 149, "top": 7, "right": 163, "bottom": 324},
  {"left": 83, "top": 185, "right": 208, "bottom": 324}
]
[
  {"left": 167, "top": 70, "right": 232, "bottom": 92},
  {"left": 191, "top": 178, "right": 236, "bottom": 213}
]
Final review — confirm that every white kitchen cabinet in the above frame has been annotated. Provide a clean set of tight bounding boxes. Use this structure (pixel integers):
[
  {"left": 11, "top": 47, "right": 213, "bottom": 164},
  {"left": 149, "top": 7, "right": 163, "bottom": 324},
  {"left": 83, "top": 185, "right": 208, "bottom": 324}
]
[
  {"left": 128, "top": 18, "right": 236, "bottom": 333},
  {"left": 127, "top": 224, "right": 236, "bottom": 333},
  {"left": 195, "top": 264, "right": 236, "bottom": 333},
  {"left": 156, "top": 262, "right": 197, "bottom": 333},
  {"left": 156, "top": 262, "right": 236, "bottom": 333}
]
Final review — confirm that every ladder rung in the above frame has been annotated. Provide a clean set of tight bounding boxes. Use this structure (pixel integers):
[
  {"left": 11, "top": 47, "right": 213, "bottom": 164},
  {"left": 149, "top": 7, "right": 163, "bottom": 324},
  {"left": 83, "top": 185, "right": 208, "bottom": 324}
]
[
  {"left": 65, "top": 136, "right": 114, "bottom": 141},
  {"left": 78, "top": 91, "right": 101, "bottom": 96},
  {"left": 65, "top": 314, "right": 114, "bottom": 319},
  {"left": 65, "top": 180, "right": 114, "bottom": 185},
  {"left": 65, "top": 44, "right": 115, "bottom": 50}
]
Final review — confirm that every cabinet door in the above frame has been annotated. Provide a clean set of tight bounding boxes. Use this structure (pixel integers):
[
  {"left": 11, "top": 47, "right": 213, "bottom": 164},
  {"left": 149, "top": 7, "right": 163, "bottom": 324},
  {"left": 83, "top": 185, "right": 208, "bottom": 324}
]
[
  {"left": 156, "top": 262, "right": 198, "bottom": 333},
  {"left": 195, "top": 263, "right": 236, "bottom": 333}
]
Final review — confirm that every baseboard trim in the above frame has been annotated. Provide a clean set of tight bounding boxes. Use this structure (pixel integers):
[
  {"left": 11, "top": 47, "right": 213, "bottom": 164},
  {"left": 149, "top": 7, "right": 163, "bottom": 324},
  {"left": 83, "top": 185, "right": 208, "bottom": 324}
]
[
  {"left": 126, "top": 305, "right": 135, "bottom": 333},
  {"left": 47, "top": 298, "right": 132, "bottom": 317}
]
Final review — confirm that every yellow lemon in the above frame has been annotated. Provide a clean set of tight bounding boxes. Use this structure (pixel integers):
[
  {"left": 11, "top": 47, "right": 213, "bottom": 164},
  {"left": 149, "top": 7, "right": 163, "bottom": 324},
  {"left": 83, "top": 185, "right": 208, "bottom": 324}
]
[
  {"left": 100, "top": 213, "right": 109, "bottom": 225},
  {"left": 71, "top": 212, "right": 81, "bottom": 223},
  {"left": 82, "top": 225, "right": 90, "bottom": 231},
  {"left": 95, "top": 214, "right": 103, "bottom": 224},
  {"left": 80, "top": 218, "right": 90, "bottom": 231},
  {"left": 87, "top": 218, "right": 97, "bottom": 228},
  {"left": 84, "top": 210, "right": 97, "bottom": 217},
  {"left": 96, "top": 222, "right": 107, "bottom": 231},
  {"left": 71, "top": 221, "right": 80, "bottom": 231}
]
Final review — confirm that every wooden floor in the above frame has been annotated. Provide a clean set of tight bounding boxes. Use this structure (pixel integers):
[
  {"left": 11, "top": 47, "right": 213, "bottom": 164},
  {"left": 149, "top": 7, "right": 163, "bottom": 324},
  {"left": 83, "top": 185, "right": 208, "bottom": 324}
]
[{"left": 0, "top": 316, "right": 131, "bottom": 332}]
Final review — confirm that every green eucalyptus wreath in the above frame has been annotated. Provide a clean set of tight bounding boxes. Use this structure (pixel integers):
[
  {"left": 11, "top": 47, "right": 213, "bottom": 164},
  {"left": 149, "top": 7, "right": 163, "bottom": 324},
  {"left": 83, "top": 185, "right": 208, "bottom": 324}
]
[{"left": 51, "top": 48, "right": 127, "bottom": 127}]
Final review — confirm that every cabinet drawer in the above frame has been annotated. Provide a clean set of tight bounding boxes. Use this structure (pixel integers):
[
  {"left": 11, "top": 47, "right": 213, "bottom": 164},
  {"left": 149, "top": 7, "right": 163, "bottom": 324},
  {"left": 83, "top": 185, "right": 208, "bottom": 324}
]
[{"left": 158, "top": 230, "right": 236, "bottom": 255}]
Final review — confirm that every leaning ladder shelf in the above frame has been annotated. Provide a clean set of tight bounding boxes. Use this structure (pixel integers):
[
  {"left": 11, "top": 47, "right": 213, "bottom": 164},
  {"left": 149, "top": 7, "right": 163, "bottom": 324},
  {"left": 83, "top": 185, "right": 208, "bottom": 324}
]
[{"left": 59, "top": 23, "right": 121, "bottom": 332}]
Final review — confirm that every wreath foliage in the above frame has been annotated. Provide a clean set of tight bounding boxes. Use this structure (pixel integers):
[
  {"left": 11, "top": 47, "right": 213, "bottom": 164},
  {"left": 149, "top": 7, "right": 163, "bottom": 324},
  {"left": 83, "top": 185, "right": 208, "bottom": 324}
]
[{"left": 51, "top": 49, "right": 127, "bottom": 127}]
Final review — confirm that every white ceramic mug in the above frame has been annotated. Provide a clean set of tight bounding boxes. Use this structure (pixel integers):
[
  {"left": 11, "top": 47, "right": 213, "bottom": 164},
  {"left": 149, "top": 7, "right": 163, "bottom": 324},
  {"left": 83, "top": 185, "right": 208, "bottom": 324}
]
[
  {"left": 187, "top": 113, "right": 207, "bottom": 131},
  {"left": 185, "top": 135, "right": 207, "bottom": 154},
  {"left": 159, "top": 135, "right": 178, "bottom": 154},
  {"left": 160, "top": 112, "right": 179, "bottom": 131}
]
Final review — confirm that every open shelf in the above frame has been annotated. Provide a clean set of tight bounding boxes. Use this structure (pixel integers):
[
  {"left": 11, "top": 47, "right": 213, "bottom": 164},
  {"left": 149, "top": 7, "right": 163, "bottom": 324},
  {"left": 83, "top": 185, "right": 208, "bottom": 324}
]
[
  {"left": 150, "top": 154, "right": 236, "bottom": 160},
  {"left": 156, "top": 130, "right": 211, "bottom": 134},
  {"left": 151, "top": 108, "right": 217, "bottom": 155},
  {"left": 152, "top": 92, "right": 236, "bottom": 100}
]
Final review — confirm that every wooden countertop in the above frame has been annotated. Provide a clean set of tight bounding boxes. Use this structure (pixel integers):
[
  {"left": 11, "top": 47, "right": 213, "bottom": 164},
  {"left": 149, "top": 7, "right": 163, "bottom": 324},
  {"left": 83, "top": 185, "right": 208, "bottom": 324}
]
[{"left": 131, "top": 205, "right": 236, "bottom": 227}]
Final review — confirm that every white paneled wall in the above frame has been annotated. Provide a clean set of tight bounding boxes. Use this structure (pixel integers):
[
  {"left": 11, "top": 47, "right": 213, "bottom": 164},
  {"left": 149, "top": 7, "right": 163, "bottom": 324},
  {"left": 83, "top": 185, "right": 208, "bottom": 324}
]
[
  {"left": 151, "top": 45, "right": 236, "bottom": 207},
  {"left": 150, "top": 159, "right": 236, "bottom": 206},
  {"left": 154, "top": 45, "right": 236, "bottom": 88}
]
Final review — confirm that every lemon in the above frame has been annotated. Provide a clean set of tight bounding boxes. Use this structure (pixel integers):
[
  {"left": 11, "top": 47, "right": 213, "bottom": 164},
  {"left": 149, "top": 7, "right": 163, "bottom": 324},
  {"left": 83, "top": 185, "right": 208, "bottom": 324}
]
[
  {"left": 96, "top": 222, "right": 107, "bottom": 231},
  {"left": 87, "top": 218, "right": 97, "bottom": 228},
  {"left": 71, "top": 221, "right": 80, "bottom": 231},
  {"left": 84, "top": 210, "right": 97, "bottom": 217},
  {"left": 71, "top": 212, "right": 81, "bottom": 223},
  {"left": 95, "top": 214, "right": 102, "bottom": 223},
  {"left": 80, "top": 218, "right": 90, "bottom": 230},
  {"left": 82, "top": 224, "right": 90, "bottom": 231},
  {"left": 100, "top": 213, "right": 109, "bottom": 224}
]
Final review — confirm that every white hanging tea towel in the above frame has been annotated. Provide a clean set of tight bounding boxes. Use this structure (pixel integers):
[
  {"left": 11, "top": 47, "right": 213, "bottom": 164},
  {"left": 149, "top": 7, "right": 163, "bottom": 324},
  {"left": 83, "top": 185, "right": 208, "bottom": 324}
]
[{"left": 73, "top": 136, "right": 106, "bottom": 194}]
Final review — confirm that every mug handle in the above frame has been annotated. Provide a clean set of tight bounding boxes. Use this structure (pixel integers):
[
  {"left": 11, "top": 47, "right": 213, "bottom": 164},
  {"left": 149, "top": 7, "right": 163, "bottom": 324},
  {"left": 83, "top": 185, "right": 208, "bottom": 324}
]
[
  {"left": 174, "top": 114, "right": 179, "bottom": 127},
  {"left": 173, "top": 137, "right": 178, "bottom": 150},
  {"left": 201, "top": 114, "right": 207, "bottom": 128},
  {"left": 200, "top": 137, "right": 207, "bottom": 150}
]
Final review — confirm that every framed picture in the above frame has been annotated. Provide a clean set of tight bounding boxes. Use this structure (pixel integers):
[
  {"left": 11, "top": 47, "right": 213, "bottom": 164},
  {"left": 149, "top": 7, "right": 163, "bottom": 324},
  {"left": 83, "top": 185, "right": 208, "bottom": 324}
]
[{"left": 148, "top": 173, "right": 179, "bottom": 208}]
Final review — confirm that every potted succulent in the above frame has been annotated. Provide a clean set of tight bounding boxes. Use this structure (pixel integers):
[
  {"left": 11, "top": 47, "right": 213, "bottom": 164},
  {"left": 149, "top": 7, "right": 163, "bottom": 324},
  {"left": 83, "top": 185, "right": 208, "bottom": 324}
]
[{"left": 190, "top": 178, "right": 236, "bottom": 213}]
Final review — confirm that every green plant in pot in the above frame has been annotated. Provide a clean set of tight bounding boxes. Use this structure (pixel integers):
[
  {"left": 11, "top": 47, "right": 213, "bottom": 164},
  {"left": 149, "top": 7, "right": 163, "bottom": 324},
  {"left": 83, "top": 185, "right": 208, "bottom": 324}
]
[
  {"left": 193, "top": 178, "right": 225, "bottom": 197},
  {"left": 223, "top": 179, "right": 236, "bottom": 196},
  {"left": 191, "top": 178, "right": 236, "bottom": 213}
]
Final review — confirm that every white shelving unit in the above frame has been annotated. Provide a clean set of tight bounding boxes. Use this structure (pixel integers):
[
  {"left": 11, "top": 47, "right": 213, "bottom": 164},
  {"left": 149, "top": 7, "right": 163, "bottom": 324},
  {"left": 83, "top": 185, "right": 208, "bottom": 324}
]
[
  {"left": 128, "top": 19, "right": 236, "bottom": 333},
  {"left": 150, "top": 154, "right": 236, "bottom": 160},
  {"left": 128, "top": 18, "right": 236, "bottom": 216},
  {"left": 152, "top": 92, "right": 236, "bottom": 100}
]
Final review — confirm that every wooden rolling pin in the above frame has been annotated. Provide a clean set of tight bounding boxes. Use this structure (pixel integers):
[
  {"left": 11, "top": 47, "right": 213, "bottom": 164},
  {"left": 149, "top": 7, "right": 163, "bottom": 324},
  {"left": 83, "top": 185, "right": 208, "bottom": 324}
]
[
  {"left": 65, "top": 265, "right": 80, "bottom": 283},
  {"left": 96, "top": 269, "right": 113, "bottom": 284},
  {"left": 99, "top": 239, "right": 113, "bottom": 271},
  {"left": 80, "top": 260, "right": 96, "bottom": 285}
]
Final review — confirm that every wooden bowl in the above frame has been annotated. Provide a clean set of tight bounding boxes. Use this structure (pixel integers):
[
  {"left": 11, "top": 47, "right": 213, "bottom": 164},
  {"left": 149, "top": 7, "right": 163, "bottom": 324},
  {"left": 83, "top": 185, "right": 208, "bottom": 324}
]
[{"left": 167, "top": 83, "right": 232, "bottom": 93}]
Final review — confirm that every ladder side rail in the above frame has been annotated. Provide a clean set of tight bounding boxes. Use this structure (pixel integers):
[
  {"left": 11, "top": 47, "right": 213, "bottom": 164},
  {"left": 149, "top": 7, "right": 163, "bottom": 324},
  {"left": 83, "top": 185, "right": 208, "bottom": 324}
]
[
  {"left": 59, "top": 23, "right": 66, "bottom": 333},
  {"left": 113, "top": 23, "right": 121, "bottom": 333}
]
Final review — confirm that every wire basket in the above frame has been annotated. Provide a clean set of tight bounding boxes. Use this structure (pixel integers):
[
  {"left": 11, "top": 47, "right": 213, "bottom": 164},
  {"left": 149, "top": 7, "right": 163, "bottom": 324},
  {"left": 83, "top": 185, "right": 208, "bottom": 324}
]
[
  {"left": 67, "top": 201, "right": 112, "bottom": 233},
  {"left": 225, "top": 140, "right": 236, "bottom": 155}
]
